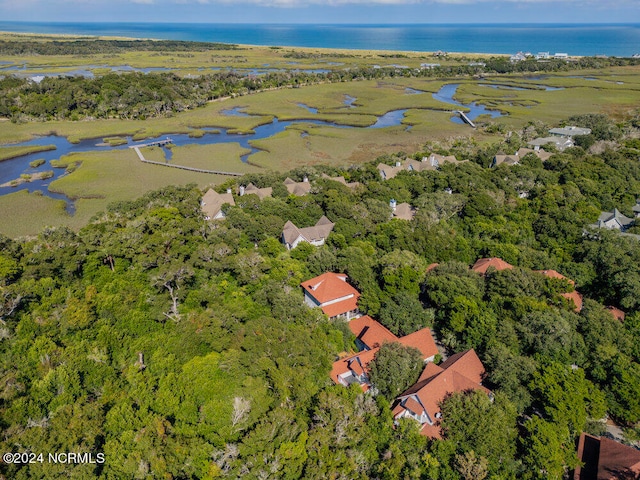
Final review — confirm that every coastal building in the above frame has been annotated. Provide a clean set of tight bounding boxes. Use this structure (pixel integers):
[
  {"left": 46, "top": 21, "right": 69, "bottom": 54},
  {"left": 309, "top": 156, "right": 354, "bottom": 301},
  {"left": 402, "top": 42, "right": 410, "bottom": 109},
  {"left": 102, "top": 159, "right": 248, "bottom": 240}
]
[
  {"left": 593, "top": 209, "right": 635, "bottom": 231},
  {"left": 491, "top": 147, "right": 552, "bottom": 167},
  {"left": 535, "top": 269, "right": 583, "bottom": 312},
  {"left": 390, "top": 199, "right": 416, "bottom": 221},
  {"left": 301, "top": 272, "right": 360, "bottom": 320},
  {"left": 549, "top": 126, "right": 592, "bottom": 137},
  {"left": 284, "top": 177, "right": 312, "bottom": 196},
  {"left": 471, "top": 257, "right": 514, "bottom": 275},
  {"left": 528, "top": 136, "right": 574, "bottom": 151},
  {"left": 574, "top": 433, "right": 640, "bottom": 480},
  {"left": 607, "top": 306, "right": 626, "bottom": 322},
  {"left": 377, "top": 161, "right": 404, "bottom": 180},
  {"left": 392, "top": 349, "right": 491, "bottom": 438},
  {"left": 320, "top": 173, "right": 360, "bottom": 189},
  {"left": 510, "top": 52, "right": 527, "bottom": 63},
  {"left": 240, "top": 183, "right": 273, "bottom": 200},
  {"left": 378, "top": 154, "right": 461, "bottom": 179},
  {"left": 281, "top": 216, "right": 335, "bottom": 250},
  {"left": 201, "top": 188, "right": 235, "bottom": 220},
  {"left": 331, "top": 315, "right": 439, "bottom": 390}
]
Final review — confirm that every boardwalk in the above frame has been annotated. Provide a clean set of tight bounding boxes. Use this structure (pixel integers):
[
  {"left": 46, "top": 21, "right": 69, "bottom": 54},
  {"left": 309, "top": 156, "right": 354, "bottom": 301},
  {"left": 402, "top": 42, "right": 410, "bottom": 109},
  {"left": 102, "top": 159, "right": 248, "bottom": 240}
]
[
  {"left": 456, "top": 110, "right": 476, "bottom": 128},
  {"left": 131, "top": 145, "right": 243, "bottom": 177}
]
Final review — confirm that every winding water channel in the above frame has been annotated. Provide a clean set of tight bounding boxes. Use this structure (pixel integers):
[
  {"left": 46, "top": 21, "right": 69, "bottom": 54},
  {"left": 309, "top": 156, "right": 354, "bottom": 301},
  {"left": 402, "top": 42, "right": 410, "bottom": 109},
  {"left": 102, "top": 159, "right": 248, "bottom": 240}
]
[{"left": 0, "top": 83, "right": 504, "bottom": 211}]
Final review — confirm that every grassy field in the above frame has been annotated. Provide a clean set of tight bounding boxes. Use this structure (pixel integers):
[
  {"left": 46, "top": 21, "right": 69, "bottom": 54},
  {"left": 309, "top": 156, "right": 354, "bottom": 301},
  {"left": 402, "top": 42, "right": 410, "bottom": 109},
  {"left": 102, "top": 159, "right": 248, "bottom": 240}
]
[
  {"left": 0, "top": 190, "right": 70, "bottom": 238},
  {"left": 0, "top": 144, "right": 57, "bottom": 161},
  {"left": 142, "top": 143, "right": 261, "bottom": 174},
  {"left": 1, "top": 33, "right": 640, "bottom": 236}
]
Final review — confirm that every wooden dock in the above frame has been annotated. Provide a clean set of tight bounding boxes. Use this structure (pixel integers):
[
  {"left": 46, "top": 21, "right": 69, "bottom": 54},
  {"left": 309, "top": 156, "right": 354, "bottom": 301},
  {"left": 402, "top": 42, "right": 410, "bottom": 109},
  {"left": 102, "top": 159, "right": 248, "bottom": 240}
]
[
  {"left": 131, "top": 145, "right": 243, "bottom": 177},
  {"left": 456, "top": 110, "right": 476, "bottom": 128}
]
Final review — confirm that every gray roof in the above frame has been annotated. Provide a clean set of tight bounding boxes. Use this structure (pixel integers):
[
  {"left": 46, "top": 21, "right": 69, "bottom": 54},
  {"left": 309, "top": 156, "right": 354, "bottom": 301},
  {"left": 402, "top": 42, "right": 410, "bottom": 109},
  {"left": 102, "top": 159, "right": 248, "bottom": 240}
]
[
  {"left": 596, "top": 208, "right": 635, "bottom": 230},
  {"left": 549, "top": 126, "right": 591, "bottom": 137},
  {"left": 633, "top": 201, "right": 640, "bottom": 213}
]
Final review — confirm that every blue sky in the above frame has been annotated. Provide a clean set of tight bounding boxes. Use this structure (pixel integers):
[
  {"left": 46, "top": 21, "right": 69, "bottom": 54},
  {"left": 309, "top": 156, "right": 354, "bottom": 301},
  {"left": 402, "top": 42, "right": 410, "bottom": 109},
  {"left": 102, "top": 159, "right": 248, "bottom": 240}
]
[{"left": 1, "top": 0, "right": 639, "bottom": 24}]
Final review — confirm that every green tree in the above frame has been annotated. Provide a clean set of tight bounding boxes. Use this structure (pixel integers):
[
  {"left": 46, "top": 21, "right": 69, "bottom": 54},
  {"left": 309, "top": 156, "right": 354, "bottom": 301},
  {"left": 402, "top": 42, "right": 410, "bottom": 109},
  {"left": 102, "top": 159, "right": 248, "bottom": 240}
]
[{"left": 368, "top": 342, "right": 423, "bottom": 401}]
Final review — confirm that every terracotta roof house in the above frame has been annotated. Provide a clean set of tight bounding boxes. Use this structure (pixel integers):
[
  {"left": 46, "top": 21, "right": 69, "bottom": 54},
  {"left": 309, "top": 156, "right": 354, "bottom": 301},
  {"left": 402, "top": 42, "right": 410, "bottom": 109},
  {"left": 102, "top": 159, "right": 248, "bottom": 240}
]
[
  {"left": 281, "top": 216, "right": 335, "bottom": 250},
  {"left": 492, "top": 147, "right": 552, "bottom": 167},
  {"left": 301, "top": 273, "right": 360, "bottom": 320},
  {"left": 321, "top": 173, "right": 360, "bottom": 189},
  {"left": 390, "top": 199, "right": 416, "bottom": 221},
  {"left": 284, "top": 177, "right": 312, "bottom": 196},
  {"left": 331, "top": 316, "right": 439, "bottom": 390},
  {"left": 392, "top": 349, "right": 491, "bottom": 438},
  {"left": 607, "top": 306, "right": 626, "bottom": 322},
  {"left": 593, "top": 209, "right": 635, "bottom": 231},
  {"left": 349, "top": 315, "right": 398, "bottom": 351},
  {"left": 426, "top": 263, "right": 440, "bottom": 273},
  {"left": 471, "top": 257, "right": 514, "bottom": 275},
  {"left": 240, "top": 183, "right": 273, "bottom": 200},
  {"left": 535, "top": 269, "right": 576, "bottom": 286},
  {"left": 562, "top": 290, "right": 584, "bottom": 313},
  {"left": 330, "top": 348, "right": 379, "bottom": 391},
  {"left": 574, "top": 433, "right": 640, "bottom": 480},
  {"left": 201, "top": 188, "right": 235, "bottom": 220},
  {"left": 398, "top": 328, "right": 439, "bottom": 362},
  {"left": 535, "top": 269, "right": 583, "bottom": 312},
  {"left": 348, "top": 315, "right": 439, "bottom": 362}
]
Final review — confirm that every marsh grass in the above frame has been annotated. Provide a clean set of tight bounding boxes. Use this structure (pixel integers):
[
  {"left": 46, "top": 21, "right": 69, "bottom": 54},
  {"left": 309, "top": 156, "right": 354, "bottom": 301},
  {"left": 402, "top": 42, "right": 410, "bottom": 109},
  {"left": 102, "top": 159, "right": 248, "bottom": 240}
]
[{"left": 0, "top": 144, "right": 56, "bottom": 161}]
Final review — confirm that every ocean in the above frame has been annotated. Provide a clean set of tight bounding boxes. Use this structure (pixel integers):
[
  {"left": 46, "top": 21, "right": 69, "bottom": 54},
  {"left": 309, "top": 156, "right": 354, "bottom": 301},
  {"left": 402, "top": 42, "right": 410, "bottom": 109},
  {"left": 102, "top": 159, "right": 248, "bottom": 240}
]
[{"left": 0, "top": 22, "right": 639, "bottom": 57}]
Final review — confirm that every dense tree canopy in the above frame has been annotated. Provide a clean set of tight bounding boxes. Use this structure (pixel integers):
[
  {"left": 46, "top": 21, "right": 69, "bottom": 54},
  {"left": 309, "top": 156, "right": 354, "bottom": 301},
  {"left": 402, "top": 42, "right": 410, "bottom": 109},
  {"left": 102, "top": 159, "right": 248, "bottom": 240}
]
[{"left": 1, "top": 112, "right": 640, "bottom": 478}]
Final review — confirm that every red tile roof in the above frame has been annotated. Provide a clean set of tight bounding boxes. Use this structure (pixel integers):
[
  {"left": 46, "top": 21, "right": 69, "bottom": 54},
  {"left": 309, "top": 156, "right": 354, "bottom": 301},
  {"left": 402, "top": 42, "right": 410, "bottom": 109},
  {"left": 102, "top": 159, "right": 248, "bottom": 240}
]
[
  {"left": 393, "top": 349, "right": 490, "bottom": 438},
  {"left": 330, "top": 348, "right": 379, "bottom": 391},
  {"left": 562, "top": 290, "right": 584, "bottom": 312},
  {"left": 607, "top": 306, "right": 626, "bottom": 322},
  {"left": 320, "top": 296, "right": 359, "bottom": 318},
  {"left": 349, "top": 315, "right": 398, "bottom": 349},
  {"left": 398, "top": 328, "right": 439, "bottom": 361},
  {"left": 426, "top": 263, "right": 440, "bottom": 272},
  {"left": 302, "top": 272, "right": 356, "bottom": 303},
  {"left": 535, "top": 269, "right": 576, "bottom": 286},
  {"left": 471, "top": 257, "right": 514, "bottom": 275},
  {"left": 574, "top": 433, "right": 640, "bottom": 480}
]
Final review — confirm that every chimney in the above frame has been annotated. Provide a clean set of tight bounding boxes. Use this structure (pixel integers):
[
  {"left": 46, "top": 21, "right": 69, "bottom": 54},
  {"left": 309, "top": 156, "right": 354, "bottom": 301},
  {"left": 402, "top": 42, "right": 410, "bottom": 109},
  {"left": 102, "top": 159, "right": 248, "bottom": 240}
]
[
  {"left": 239, "top": 185, "right": 245, "bottom": 196},
  {"left": 226, "top": 188, "right": 232, "bottom": 194},
  {"left": 395, "top": 161, "right": 402, "bottom": 167},
  {"left": 390, "top": 199, "right": 397, "bottom": 211},
  {"left": 303, "top": 176, "right": 309, "bottom": 183}
]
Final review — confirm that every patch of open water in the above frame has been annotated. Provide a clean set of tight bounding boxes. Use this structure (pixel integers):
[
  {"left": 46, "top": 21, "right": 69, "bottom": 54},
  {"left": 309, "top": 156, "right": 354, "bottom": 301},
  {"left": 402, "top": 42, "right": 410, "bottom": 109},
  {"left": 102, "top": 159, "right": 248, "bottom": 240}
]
[{"left": 1, "top": 83, "right": 497, "bottom": 211}]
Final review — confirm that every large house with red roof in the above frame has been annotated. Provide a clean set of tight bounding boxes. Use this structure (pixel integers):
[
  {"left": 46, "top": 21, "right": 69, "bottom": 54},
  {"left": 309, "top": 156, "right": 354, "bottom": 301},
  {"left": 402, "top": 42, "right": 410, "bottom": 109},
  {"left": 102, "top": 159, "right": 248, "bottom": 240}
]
[
  {"left": 471, "top": 257, "right": 514, "bottom": 275},
  {"left": 574, "top": 433, "right": 640, "bottom": 480},
  {"left": 330, "top": 315, "right": 439, "bottom": 391},
  {"left": 301, "top": 273, "right": 360, "bottom": 320},
  {"left": 392, "top": 349, "right": 491, "bottom": 439}
]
